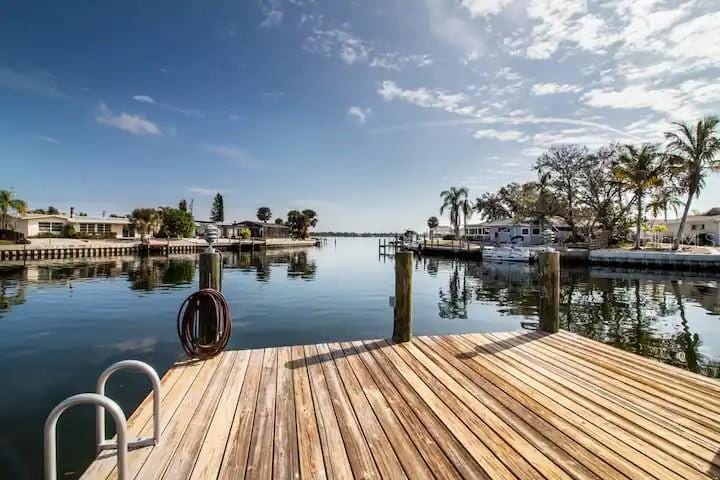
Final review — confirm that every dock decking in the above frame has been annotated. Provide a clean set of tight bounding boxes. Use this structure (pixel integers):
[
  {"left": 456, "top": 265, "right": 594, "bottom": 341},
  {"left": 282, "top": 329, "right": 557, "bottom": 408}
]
[{"left": 81, "top": 331, "right": 720, "bottom": 479}]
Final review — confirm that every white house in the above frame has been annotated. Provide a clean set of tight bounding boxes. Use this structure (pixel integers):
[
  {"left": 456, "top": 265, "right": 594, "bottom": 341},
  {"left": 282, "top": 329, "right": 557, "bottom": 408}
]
[
  {"left": 429, "top": 225, "right": 455, "bottom": 239},
  {"left": 648, "top": 215, "right": 720, "bottom": 244},
  {"left": 464, "top": 218, "right": 571, "bottom": 246},
  {"left": 9, "top": 214, "right": 139, "bottom": 239}
]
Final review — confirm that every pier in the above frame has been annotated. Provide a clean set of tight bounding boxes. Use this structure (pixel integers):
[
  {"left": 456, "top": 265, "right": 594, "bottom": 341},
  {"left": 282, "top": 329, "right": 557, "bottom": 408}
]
[
  {"left": 80, "top": 330, "right": 720, "bottom": 480},
  {"left": 0, "top": 239, "right": 318, "bottom": 262}
]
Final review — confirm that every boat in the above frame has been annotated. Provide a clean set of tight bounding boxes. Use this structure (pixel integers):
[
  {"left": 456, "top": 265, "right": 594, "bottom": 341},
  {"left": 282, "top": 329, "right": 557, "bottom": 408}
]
[{"left": 482, "top": 245, "right": 556, "bottom": 263}]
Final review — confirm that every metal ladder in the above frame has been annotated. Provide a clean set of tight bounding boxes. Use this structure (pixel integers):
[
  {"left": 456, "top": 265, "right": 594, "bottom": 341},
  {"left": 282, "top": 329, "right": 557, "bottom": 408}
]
[{"left": 44, "top": 360, "right": 161, "bottom": 480}]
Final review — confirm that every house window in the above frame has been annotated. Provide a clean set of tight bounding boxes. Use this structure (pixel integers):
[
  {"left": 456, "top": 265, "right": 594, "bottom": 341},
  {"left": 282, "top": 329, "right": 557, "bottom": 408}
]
[
  {"left": 483, "top": 228, "right": 490, "bottom": 235},
  {"left": 499, "top": 227, "right": 509, "bottom": 233},
  {"left": 532, "top": 228, "right": 541, "bottom": 235},
  {"left": 39, "top": 222, "right": 63, "bottom": 234},
  {"left": 691, "top": 224, "right": 705, "bottom": 230},
  {"left": 521, "top": 228, "right": 529, "bottom": 235}
]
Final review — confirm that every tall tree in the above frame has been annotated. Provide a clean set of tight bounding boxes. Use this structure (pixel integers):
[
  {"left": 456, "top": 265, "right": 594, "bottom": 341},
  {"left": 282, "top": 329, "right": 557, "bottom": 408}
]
[
  {"left": 664, "top": 117, "right": 720, "bottom": 250},
  {"left": 160, "top": 207, "right": 194, "bottom": 238},
  {"left": 286, "top": 209, "right": 318, "bottom": 239},
  {"left": 439, "top": 186, "right": 468, "bottom": 237},
  {"left": 131, "top": 208, "right": 161, "bottom": 240},
  {"left": 257, "top": 206, "right": 272, "bottom": 222},
  {"left": 613, "top": 144, "right": 665, "bottom": 249},
  {"left": 475, "top": 192, "right": 510, "bottom": 221},
  {"left": 178, "top": 199, "right": 188, "bottom": 212},
  {"left": 534, "top": 144, "right": 588, "bottom": 239},
  {"left": 647, "top": 186, "right": 682, "bottom": 223},
  {"left": 0, "top": 190, "right": 28, "bottom": 231},
  {"left": 460, "top": 198, "right": 473, "bottom": 238},
  {"left": 210, "top": 193, "right": 224, "bottom": 222},
  {"left": 427, "top": 216, "right": 439, "bottom": 231}
]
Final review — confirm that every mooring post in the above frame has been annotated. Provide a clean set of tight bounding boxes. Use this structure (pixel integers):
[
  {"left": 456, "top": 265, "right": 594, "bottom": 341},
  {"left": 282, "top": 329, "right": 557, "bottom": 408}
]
[
  {"left": 198, "top": 249, "right": 222, "bottom": 344},
  {"left": 393, "top": 251, "right": 413, "bottom": 342},
  {"left": 538, "top": 251, "right": 560, "bottom": 333}
]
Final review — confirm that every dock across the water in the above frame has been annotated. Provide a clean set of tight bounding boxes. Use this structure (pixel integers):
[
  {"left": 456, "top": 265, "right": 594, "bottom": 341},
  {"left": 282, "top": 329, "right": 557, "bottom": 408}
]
[{"left": 81, "top": 331, "right": 720, "bottom": 479}]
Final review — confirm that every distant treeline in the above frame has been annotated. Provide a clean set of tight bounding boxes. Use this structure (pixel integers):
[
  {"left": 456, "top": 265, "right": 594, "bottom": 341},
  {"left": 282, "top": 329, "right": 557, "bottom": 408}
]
[{"left": 314, "top": 232, "right": 400, "bottom": 237}]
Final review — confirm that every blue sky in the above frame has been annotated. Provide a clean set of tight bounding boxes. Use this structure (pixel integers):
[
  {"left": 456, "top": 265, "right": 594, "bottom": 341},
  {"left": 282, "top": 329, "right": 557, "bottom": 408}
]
[{"left": 2, "top": 0, "right": 719, "bottom": 231}]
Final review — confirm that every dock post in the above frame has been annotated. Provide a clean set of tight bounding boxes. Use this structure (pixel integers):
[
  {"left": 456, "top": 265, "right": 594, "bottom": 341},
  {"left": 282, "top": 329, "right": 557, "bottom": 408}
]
[
  {"left": 393, "top": 251, "right": 413, "bottom": 342},
  {"left": 538, "top": 251, "right": 560, "bottom": 333},
  {"left": 198, "top": 251, "right": 222, "bottom": 343}
]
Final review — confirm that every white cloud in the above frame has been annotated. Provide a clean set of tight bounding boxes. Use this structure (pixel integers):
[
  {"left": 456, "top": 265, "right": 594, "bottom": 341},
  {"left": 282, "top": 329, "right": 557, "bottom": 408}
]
[
  {"left": 581, "top": 83, "right": 717, "bottom": 120},
  {"left": 532, "top": 82, "right": 582, "bottom": 95},
  {"left": 260, "top": 0, "right": 284, "bottom": 27},
  {"left": 378, "top": 81, "right": 469, "bottom": 114},
  {"left": 132, "top": 95, "right": 156, "bottom": 104},
  {"left": 369, "top": 53, "right": 434, "bottom": 71},
  {"left": 303, "top": 28, "right": 370, "bottom": 64},
  {"left": 203, "top": 145, "right": 259, "bottom": 167},
  {"left": 347, "top": 106, "right": 371, "bottom": 123},
  {"left": 473, "top": 129, "right": 529, "bottom": 142},
  {"left": 35, "top": 135, "right": 59, "bottom": 144},
  {"left": 460, "top": 0, "right": 514, "bottom": 18},
  {"left": 96, "top": 102, "right": 161, "bottom": 136},
  {"left": 0, "top": 67, "right": 66, "bottom": 98}
]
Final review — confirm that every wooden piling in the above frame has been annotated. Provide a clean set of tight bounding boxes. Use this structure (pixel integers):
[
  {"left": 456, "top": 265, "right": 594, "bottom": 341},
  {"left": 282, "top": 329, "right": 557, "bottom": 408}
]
[
  {"left": 538, "top": 251, "right": 560, "bottom": 333},
  {"left": 392, "top": 251, "right": 413, "bottom": 342},
  {"left": 198, "top": 251, "right": 222, "bottom": 343}
]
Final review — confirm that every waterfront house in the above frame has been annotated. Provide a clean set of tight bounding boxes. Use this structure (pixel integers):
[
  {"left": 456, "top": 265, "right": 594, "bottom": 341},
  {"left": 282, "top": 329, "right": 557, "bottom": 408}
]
[
  {"left": 429, "top": 225, "right": 454, "bottom": 239},
  {"left": 237, "top": 220, "right": 290, "bottom": 239},
  {"left": 465, "top": 218, "right": 571, "bottom": 245},
  {"left": 648, "top": 214, "right": 720, "bottom": 245},
  {"left": 9, "top": 213, "right": 138, "bottom": 239}
]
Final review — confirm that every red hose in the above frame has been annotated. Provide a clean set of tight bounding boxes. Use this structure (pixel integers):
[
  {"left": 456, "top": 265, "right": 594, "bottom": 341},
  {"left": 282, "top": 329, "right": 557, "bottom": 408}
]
[{"left": 177, "top": 289, "right": 232, "bottom": 359}]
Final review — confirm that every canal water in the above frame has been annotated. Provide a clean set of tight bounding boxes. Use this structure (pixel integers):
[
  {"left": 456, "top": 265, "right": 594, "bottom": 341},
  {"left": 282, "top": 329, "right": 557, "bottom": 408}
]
[{"left": 1, "top": 237, "right": 719, "bottom": 478}]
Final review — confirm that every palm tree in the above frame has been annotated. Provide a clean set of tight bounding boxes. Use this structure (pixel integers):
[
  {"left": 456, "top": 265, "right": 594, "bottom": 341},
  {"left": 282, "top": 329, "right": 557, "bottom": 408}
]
[
  {"left": 131, "top": 208, "right": 161, "bottom": 240},
  {"left": 647, "top": 186, "right": 683, "bottom": 223},
  {"left": 665, "top": 117, "right": 720, "bottom": 250},
  {"left": 0, "top": 190, "right": 28, "bottom": 231},
  {"left": 459, "top": 198, "right": 473, "bottom": 239},
  {"left": 475, "top": 192, "right": 509, "bottom": 221},
  {"left": 439, "top": 187, "right": 468, "bottom": 237},
  {"left": 427, "top": 216, "right": 439, "bottom": 238},
  {"left": 613, "top": 144, "right": 665, "bottom": 249}
]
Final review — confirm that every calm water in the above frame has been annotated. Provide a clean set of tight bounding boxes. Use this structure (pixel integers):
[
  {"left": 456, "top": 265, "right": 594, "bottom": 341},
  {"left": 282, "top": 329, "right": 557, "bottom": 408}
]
[{"left": 1, "top": 237, "right": 720, "bottom": 478}]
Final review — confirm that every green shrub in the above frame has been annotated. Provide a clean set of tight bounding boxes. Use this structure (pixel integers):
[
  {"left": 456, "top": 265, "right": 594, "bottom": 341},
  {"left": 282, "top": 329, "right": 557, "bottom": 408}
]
[{"left": 239, "top": 227, "right": 251, "bottom": 239}]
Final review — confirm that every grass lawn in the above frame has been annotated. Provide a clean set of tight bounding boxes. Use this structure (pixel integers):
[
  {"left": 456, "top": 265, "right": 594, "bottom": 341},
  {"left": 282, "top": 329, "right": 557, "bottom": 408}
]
[{"left": 0, "top": 240, "right": 15, "bottom": 246}]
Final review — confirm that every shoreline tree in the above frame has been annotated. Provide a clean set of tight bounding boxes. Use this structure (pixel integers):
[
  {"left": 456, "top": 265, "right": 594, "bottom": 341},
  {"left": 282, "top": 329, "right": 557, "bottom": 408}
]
[
  {"left": 427, "top": 216, "right": 439, "bottom": 236},
  {"left": 131, "top": 208, "right": 161, "bottom": 240},
  {"left": 257, "top": 206, "right": 272, "bottom": 223},
  {"left": 613, "top": 144, "right": 665, "bottom": 250},
  {"left": 210, "top": 193, "right": 224, "bottom": 222},
  {"left": 665, "top": 117, "right": 720, "bottom": 250},
  {"left": 0, "top": 190, "right": 28, "bottom": 231},
  {"left": 440, "top": 186, "right": 468, "bottom": 238}
]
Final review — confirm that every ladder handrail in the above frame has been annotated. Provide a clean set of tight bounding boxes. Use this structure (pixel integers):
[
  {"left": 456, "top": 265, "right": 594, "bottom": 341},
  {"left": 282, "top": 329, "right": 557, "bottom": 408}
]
[
  {"left": 45, "top": 393, "right": 128, "bottom": 480},
  {"left": 96, "top": 360, "right": 161, "bottom": 448}
]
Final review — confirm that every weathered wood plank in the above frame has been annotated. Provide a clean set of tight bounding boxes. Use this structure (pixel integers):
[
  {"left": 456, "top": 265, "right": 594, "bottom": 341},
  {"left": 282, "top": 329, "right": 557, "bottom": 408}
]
[
  {"left": 290, "top": 345, "right": 327, "bottom": 480},
  {"left": 369, "top": 339, "right": 516, "bottom": 480},
  {"left": 189, "top": 350, "right": 251, "bottom": 480},
  {"left": 246, "top": 348, "right": 279, "bottom": 480},
  {"left": 465, "top": 333, "right": 715, "bottom": 480},
  {"left": 218, "top": 349, "right": 264, "bottom": 480},
  {"left": 326, "top": 342, "right": 411, "bottom": 479},
  {"left": 274, "top": 346, "right": 300, "bottom": 480},
  {"left": 162, "top": 352, "right": 238, "bottom": 479},
  {"left": 314, "top": 343, "right": 380, "bottom": 479},
  {"left": 303, "top": 344, "right": 353, "bottom": 480}
]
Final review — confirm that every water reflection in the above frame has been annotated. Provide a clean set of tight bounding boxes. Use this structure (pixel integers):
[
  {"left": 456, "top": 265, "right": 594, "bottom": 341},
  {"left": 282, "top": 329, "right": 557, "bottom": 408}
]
[
  {"left": 225, "top": 250, "right": 317, "bottom": 281},
  {"left": 421, "top": 257, "right": 720, "bottom": 377}
]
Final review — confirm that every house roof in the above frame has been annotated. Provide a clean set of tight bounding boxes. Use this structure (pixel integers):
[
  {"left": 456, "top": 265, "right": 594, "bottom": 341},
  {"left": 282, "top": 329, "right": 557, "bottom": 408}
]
[
  {"left": 466, "top": 217, "right": 570, "bottom": 229},
  {"left": 12, "top": 214, "right": 131, "bottom": 224}
]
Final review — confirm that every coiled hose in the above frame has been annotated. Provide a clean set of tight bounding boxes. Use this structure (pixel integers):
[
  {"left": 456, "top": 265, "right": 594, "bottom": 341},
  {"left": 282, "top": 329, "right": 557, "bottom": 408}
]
[{"left": 177, "top": 288, "right": 232, "bottom": 359}]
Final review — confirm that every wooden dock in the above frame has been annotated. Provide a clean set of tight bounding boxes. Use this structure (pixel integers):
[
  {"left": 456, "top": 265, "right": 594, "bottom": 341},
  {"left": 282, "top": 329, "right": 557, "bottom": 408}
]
[{"left": 81, "top": 331, "right": 720, "bottom": 479}]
